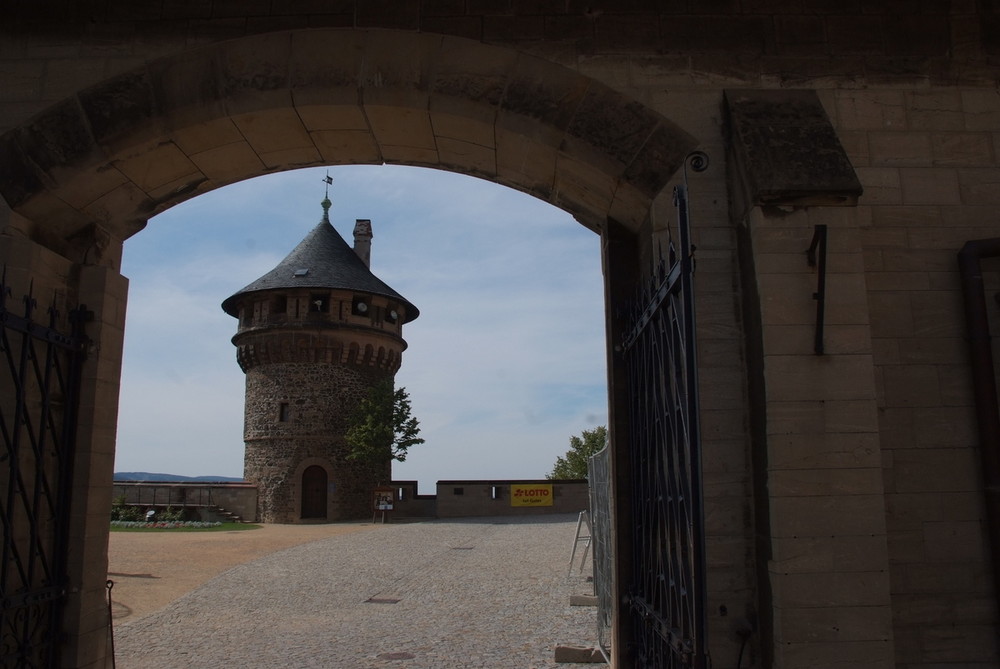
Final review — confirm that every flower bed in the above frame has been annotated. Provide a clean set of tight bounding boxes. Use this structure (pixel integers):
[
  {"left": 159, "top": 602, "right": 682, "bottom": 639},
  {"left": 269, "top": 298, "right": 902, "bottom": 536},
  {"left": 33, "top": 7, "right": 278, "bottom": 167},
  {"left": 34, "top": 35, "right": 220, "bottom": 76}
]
[{"left": 110, "top": 520, "right": 222, "bottom": 529}]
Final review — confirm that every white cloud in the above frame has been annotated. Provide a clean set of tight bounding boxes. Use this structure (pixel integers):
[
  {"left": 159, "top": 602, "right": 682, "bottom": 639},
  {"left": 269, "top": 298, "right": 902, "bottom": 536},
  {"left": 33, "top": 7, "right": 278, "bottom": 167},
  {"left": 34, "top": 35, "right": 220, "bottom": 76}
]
[{"left": 115, "top": 165, "right": 607, "bottom": 490}]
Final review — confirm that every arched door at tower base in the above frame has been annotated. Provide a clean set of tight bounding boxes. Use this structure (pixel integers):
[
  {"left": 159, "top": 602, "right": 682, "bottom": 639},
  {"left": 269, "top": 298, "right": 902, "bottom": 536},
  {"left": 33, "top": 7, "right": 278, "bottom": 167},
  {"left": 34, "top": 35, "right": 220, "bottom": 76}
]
[{"left": 301, "top": 465, "right": 328, "bottom": 519}]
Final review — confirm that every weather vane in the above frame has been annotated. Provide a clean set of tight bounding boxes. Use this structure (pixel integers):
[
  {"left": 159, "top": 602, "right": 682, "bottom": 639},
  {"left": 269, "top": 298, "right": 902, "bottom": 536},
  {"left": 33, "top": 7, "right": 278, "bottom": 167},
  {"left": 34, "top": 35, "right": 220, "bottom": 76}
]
[{"left": 323, "top": 171, "right": 333, "bottom": 198}]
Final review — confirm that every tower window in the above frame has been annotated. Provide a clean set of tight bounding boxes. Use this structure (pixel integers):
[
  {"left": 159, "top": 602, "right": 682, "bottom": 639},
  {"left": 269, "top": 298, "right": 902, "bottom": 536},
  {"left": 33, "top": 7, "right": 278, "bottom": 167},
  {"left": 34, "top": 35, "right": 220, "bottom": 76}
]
[
  {"left": 352, "top": 296, "right": 370, "bottom": 317},
  {"left": 386, "top": 305, "right": 399, "bottom": 324},
  {"left": 310, "top": 293, "right": 328, "bottom": 313},
  {"left": 273, "top": 295, "right": 287, "bottom": 314},
  {"left": 278, "top": 402, "right": 290, "bottom": 422}
]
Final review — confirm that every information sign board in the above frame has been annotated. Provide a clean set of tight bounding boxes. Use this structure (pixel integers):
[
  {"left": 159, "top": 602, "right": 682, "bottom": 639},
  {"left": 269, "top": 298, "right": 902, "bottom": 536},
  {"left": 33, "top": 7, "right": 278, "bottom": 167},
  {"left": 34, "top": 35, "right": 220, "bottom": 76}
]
[{"left": 510, "top": 483, "right": 553, "bottom": 507}]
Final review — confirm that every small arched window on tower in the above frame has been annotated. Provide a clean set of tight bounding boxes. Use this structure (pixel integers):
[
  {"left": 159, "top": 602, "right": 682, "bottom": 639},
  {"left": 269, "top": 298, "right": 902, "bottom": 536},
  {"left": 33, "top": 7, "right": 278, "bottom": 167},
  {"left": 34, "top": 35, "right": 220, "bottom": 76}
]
[
  {"left": 278, "top": 402, "right": 290, "bottom": 422},
  {"left": 352, "top": 295, "right": 370, "bottom": 318},
  {"left": 272, "top": 295, "right": 287, "bottom": 315}
]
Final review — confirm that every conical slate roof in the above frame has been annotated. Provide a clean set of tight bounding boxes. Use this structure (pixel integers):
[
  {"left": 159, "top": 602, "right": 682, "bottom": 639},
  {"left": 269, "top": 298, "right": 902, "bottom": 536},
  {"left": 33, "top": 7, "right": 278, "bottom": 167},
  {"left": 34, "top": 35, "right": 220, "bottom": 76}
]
[{"left": 221, "top": 200, "right": 419, "bottom": 322}]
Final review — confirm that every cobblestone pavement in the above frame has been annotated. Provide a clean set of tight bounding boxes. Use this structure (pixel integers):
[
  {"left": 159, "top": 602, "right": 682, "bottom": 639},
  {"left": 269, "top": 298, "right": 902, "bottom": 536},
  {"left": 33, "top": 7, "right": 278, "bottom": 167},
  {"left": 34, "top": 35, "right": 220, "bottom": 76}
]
[{"left": 113, "top": 515, "right": 602, "bottom": 668}]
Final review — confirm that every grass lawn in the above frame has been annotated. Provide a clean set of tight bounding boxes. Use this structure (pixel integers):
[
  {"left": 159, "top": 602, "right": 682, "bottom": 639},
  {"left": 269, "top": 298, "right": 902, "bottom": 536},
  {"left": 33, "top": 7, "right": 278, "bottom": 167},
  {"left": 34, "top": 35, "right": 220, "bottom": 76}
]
[{"left": 110, "top": 522, "right": 262, "bottom": 533}]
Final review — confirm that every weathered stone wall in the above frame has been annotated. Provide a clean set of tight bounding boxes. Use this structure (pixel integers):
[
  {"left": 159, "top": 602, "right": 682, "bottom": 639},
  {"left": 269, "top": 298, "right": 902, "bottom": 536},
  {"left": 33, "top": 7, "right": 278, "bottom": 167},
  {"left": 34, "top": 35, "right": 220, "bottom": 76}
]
[{"left": 243, "top": 361, "right": 391, "bottom": 522}]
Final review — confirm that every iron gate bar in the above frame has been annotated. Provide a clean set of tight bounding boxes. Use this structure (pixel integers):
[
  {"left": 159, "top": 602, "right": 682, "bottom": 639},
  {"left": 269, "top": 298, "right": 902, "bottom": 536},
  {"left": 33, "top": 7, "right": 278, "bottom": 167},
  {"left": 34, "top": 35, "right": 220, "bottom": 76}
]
[
  {"left": 621, "top": 153, "right": 708, "bottom": 668},
  {"left": 0, "top": 270, "right": 88, "bottom": 669}
]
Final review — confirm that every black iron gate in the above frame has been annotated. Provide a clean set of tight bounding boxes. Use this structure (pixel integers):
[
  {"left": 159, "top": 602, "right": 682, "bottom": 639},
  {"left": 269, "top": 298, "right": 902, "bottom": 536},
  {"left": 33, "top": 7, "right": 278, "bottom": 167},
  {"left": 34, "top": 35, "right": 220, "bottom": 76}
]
[
  {"left": 621, "top": 154, "right": 709, "bottom": 668},
  {"left": 0, "top": 272, "right": 88, "bottom": 668}
]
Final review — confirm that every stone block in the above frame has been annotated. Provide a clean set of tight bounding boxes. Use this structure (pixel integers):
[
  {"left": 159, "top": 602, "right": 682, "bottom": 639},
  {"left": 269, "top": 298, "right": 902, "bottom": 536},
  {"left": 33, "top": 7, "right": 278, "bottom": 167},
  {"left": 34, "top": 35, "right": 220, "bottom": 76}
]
[
  {"left": 865, "top": 271, "right": 931, "bottom": 291},
  {"left": 700, "top": 409, "right": 745, "bottom": 443},
  {"left": 767, "top": 432, "right": 881, "bottom": 470},
  {"left": 924, "top": 520, "right": 989, "bottom": 562},
  {"left": 776, "top": 638, "right": 893, "bottom": 669},
  {"left": 889, "top": 447, "right": 980, "bottom": 493},
  {"left": 770, "top": 569, "right": 891, "bottom": 608},
  {"left": 170, "top": 118, "right": 245, "bottom": 155},
  {"left": 551, "top": 155, "right": 615, "bottom": 226},
  {"left": 430, "top": 111, "right": 496, "bottom": 149},
  {"left": 771, "top": 534, "right": 890, "bottom": 574},
  {"left": 892, "top": 562, "right": 980, "bottom": 594},
  {"left": 113, "top": 141, "right": 202, "bottom": 194},
  {"left": 869, "top": 131, "right": 932, "bottom": 166},
  {"left": 768, "top": 467, "right": 884, "bottom": 497},
  {"left": 774, "top": 604, "right": 892, "bottom": 643},
  {"left": 310, "top": 130, "right": 381, "bottom": 165},
  {"left": 188, "top": 141, "right": 266, "bottom": 184},
  {"left": 764, "top": 354, "right": 876, "bottom": 402},
  {"left": 835, "top": 90, "right": 906, "bottom": 130},
  {"left": 53, "top": 164, "right": 131, "bottom": 211},
  {"left": 769, "top": 493, "right": 888, "bottom": 538},
  {"left": 296, "top": 105, "right": 368, "bottom": 132},
  {"left": 899, "top": 167, "right": 961, "bottom": 205},
  {"left": 958, "top": 167, "right": 1000, "bottom": 205},
  {"left": 931, "top": 132, "right": 993, "bottom": 166},
  {"left": 905, "top": 90, "right": 964, "bottom": 131},
  {"left": 870, "top": 203, "right": 947, "bottom": 230},
  {"left": 365, "top": 105, "right": 436, "bottom": 152},
  {"left": 961, "top": 89, "right": 1000, "bottom": 131},
  {"left": 881, "top": 364, "right": 941, "bottom": 408},
  {"left": 231, "top": 107, "right": 313, "bottom": 156},
  {"left": 554, "top": 645, "right": 604, "bottom": 663},
  {"left": 856, "top": 167, "right": 902, "bottom": 205},
  {"left": 495, "top": 129, "right": 557, "bottom": 201},
  {"left": 909, "top": 290, "right": 966, "bottom": 338},
  {"left": 907, "top": 407, "right": 978, "bottom": 448},
  {"left": 437, "top": 136, "right": 496, "bottom": 177},
  {"left": 867, "top": 291, "right": 915, "bottom": 338}
]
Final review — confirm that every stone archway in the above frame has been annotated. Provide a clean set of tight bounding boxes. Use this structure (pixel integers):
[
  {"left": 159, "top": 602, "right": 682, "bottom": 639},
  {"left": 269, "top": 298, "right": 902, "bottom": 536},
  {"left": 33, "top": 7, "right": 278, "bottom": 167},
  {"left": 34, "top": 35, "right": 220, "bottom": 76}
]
[
  {"left": 0, "top": 27, "right": 697, "bottom": 668},
  {"left": 0, "top": 29, "right": 695, "bottom": 259}
]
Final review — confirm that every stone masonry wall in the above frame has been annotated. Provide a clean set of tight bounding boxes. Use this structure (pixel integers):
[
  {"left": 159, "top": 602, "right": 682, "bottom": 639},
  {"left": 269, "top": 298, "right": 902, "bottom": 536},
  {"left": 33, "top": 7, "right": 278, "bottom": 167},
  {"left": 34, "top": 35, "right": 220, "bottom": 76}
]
[
  {"left": 840, "top": 87, "right": 1000, "bottom": 666},
  {"left": 244, "top": 361, "right": 391, "bottom": 522}
]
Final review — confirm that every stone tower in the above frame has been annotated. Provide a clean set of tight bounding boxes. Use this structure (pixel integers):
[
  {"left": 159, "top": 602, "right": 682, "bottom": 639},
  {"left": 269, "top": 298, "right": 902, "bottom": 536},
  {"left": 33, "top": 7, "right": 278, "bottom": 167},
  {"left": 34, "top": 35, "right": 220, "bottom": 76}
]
[{"left": 221, "top": 195, "right": 418, "bottom": 523}]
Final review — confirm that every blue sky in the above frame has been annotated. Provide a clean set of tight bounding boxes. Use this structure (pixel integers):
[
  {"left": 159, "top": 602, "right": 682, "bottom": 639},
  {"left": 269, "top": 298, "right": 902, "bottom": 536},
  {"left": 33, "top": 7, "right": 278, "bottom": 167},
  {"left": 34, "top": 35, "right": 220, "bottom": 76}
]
[{"left": 114, "top": 165, "right": 608, "bottom": 493}]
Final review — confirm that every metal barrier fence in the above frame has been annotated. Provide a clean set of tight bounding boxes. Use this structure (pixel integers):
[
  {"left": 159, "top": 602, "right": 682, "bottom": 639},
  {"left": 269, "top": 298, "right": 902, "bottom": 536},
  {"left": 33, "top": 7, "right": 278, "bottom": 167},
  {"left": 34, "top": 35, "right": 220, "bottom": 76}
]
[{"left": 588, "top": 443, "right": 613, "bottom": 660}]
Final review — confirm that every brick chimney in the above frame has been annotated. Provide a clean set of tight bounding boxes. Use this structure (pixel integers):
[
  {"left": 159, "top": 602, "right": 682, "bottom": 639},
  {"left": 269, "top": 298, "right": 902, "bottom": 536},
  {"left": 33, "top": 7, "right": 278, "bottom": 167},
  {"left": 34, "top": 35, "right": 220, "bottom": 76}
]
[{"left": 353, "top": 219, "right": 373, "bottom": 268}]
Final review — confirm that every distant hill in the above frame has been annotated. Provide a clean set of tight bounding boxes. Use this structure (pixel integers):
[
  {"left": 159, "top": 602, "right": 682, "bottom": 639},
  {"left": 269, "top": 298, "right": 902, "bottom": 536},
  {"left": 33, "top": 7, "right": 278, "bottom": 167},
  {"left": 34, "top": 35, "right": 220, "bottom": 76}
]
[{"left": 114, "top": 472, "right": 244, "bottom": 483}]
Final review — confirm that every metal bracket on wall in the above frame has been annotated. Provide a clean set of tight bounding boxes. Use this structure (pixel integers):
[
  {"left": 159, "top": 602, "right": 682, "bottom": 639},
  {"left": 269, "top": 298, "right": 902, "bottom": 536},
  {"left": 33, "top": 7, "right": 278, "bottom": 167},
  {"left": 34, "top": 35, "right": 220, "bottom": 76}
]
[{"left": 806, "top": 224, "right": 828, "bottom": 355}]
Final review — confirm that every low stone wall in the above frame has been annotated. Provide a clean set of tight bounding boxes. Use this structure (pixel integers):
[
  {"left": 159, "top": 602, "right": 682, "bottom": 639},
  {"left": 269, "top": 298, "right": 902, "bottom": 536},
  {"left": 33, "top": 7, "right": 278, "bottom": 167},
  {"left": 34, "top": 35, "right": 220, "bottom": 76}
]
[
  {"left": 433, "top": 480, "right": 589, "bottom": 518},
  {"left": 111, "top": 479, "right": 589, "bottom": 523},
  {"left": 390, "top": 481, "right": 438, "bottom": 519},
  {"left": 112, "top": 482, "right": 258, "bottom": 523}
]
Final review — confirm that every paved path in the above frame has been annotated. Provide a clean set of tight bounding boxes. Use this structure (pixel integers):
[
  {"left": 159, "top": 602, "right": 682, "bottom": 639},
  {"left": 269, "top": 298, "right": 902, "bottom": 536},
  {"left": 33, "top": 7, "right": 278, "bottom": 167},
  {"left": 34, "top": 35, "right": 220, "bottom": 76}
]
[{"left": 113, "top": 515, "right": 600, "bottom": 668}]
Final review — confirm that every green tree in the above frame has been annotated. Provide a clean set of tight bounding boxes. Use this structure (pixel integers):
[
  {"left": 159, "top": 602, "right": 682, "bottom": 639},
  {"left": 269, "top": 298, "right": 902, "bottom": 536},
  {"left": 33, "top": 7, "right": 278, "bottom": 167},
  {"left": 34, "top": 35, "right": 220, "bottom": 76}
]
[
  {"left": 345, "top": 379, "right": 424, "bottom": 477},
  {"left": 547, "top": 425, "right": 607, "bottom": 480}
]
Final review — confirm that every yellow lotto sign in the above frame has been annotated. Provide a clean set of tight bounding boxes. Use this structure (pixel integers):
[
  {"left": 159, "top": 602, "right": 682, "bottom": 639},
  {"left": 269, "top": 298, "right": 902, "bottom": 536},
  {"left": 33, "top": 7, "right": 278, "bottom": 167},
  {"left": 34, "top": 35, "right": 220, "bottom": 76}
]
[{"left": 510, "top": 484, "right": 554, "bottom": 507}]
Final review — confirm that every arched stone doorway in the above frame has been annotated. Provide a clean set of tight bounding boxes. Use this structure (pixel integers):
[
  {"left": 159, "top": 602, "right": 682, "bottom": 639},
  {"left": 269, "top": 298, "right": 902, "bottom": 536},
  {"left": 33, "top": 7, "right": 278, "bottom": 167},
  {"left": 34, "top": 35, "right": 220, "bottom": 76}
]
[
  {"left": 301, "top": 465, "right": 328, "bottom": 520},
  {"left": 0, "top": 27, "right": 696, "bottom": 668}
]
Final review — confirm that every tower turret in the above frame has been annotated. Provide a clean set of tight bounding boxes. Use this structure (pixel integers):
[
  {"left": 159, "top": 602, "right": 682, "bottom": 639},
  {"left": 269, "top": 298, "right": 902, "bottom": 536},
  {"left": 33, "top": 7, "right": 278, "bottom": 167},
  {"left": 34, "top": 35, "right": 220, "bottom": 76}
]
[{"left": 222, "top": 194, "right": 418, "bottom": 522}]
